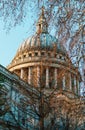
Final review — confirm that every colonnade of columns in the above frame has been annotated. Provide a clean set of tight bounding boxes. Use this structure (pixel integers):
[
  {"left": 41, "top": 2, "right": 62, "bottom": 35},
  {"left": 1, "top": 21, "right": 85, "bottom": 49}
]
[{"left": 20, "top": 67, "right": 80, "bottom": 95}]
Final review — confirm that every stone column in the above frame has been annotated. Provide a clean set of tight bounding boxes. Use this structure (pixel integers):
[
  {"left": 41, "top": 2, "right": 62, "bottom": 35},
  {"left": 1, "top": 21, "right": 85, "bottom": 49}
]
[
  {"left": 77, "top": 80, "right": 80, "bottom": 95},
  {"left": 62, "top": 75, "right": 65, "bottom": 90},
  {"left": 54, "top": 68, "right": 57, "bottom": 88},
  {"left": 20, "top": 68, "right": 24, "bottom": 79},
  {"left": 37, "top": 66, "right": 40, "bottom": 87},
  {"left": 46, "top": 67, "right": 49, "bottom": 88},
  {"left": 28, "top": 67, "right": 31, "bottom": 84},
  {"left": 74, "top": 76, "right": 77, "bottom": 93},
  {"left": 69, "top": 73, "right": 72, "bottom": 90}
]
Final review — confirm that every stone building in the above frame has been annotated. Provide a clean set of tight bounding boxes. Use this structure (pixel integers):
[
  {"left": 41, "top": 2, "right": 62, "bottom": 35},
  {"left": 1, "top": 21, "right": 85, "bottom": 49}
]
[
  {"left": 5, "top": 7, "right": 85, "bottom": 130},
  {"left": 7, "top": 7, "right": 80, "bottom": 95},
  {"left": 0, "top": 64, "right": 39, "bottom": 130}
]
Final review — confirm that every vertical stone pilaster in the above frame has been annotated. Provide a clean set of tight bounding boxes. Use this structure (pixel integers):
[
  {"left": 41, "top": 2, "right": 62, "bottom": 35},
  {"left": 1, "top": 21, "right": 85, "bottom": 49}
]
[
  {"left": 37, "top": 66, "right": 40, "bottom": 87},
  {"left": 46, "top": 67, "right": 49, "bottom": 88},
  {"left": 63, "top": 75, "right": 65, "bottom": 90},
  {"left": 77, "top": 80, "right": 80, "bottom": 95},
  {"left": 28, "top": 67, "right": 31, "bottom": 84},
  {"left": 54, "top": 68, "right": 57, "bottom": 88},
  {"left": 69, "top": 73, "right": 72, "bottom": 91},
  {"left": 74, "top": 76, "right": 77, "bottom": 93},
  {"left": 20, "top": 68, "right": 24, "bottom": 79}
]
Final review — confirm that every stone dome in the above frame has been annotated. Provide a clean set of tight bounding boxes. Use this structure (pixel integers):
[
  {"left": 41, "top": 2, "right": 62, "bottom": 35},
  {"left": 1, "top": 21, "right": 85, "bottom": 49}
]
[
  {"left": 17, "top": 32, "right": 66, "bottom": 56},
  {"left": 7, "top": 6, "right": 80, "bottom": 96},
  {"left": 16, "top": 6, "right": 66, "bottom": 56}
]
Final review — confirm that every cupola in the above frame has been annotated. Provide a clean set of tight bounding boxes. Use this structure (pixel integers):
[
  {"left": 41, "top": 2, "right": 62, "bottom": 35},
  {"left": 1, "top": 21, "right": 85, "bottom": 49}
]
[{"left": 36, "top": 6, "right": 48, "bottom": 34}]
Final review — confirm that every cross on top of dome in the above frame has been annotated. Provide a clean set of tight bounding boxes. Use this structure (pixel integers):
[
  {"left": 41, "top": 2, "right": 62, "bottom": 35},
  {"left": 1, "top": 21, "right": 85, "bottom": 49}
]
[
  {"left": 41, "top": 6, "right": 45, "bottom": 16},
  {"left": 36, "top": 6, "right": 48, "bottom": 34}
]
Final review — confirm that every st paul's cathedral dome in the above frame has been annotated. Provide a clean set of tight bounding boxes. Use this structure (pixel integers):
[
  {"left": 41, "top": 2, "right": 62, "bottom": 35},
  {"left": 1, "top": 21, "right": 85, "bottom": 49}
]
[
  {"left": 7, "top": 6, "right": 80, "bottom": 96},
  {"left": 16, "top": 6, "right": 66, "bottom": 57}
]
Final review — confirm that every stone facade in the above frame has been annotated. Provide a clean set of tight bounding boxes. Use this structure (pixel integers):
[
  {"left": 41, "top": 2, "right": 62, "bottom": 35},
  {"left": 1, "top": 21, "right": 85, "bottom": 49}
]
[
  {"left": 5, "top": 7, "right": 85, "bottom": 130},
  {"left": 7, "top": 7, "right": 80, "bottom": 96}
]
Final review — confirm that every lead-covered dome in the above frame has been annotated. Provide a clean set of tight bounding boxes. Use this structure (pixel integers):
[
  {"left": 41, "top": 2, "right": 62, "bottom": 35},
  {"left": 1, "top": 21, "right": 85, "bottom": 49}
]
[
  {"left": 7, "top": 6, "right": 80, "bottom": 99},
  {"left": 17, "top": 32, "right": 66, "bottom": 56},
  {"left": 19, "top": 33, "right": 57, "bottom": 50},
  {"left": 16, "top": 6, "right": 66, "bottom": 56}
]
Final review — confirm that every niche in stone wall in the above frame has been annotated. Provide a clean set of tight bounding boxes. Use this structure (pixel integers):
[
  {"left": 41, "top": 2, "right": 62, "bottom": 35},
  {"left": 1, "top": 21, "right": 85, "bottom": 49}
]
[
  {"left": 64, "top": 71, "right": 70, "bottom": 90},
  {"left": 41, "top": 67, "right": 46, "bottom": 88},
  {"left": 31, "top": 67, "right": 37, "bottom": 87},
  {"left": 71, "top": 74, "right": 75, "bottom": 93},
  {"left": 57, "top": 69, "right": 63, "bottom": 90},
  {"left": 49, "top": 67, "right": 55, "bottom": 89},
  {"left": 20, "top": 68, "right": 28, "bottom": 82}
]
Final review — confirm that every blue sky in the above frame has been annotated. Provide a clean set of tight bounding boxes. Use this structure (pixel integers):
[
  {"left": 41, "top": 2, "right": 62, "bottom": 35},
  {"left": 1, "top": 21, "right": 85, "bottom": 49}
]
[
  {"left": 0, "top": 5, "right": 55, "bottom": 67},
  {"left": 0, "top": 11, "right": 36, "bottom": 67}
]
